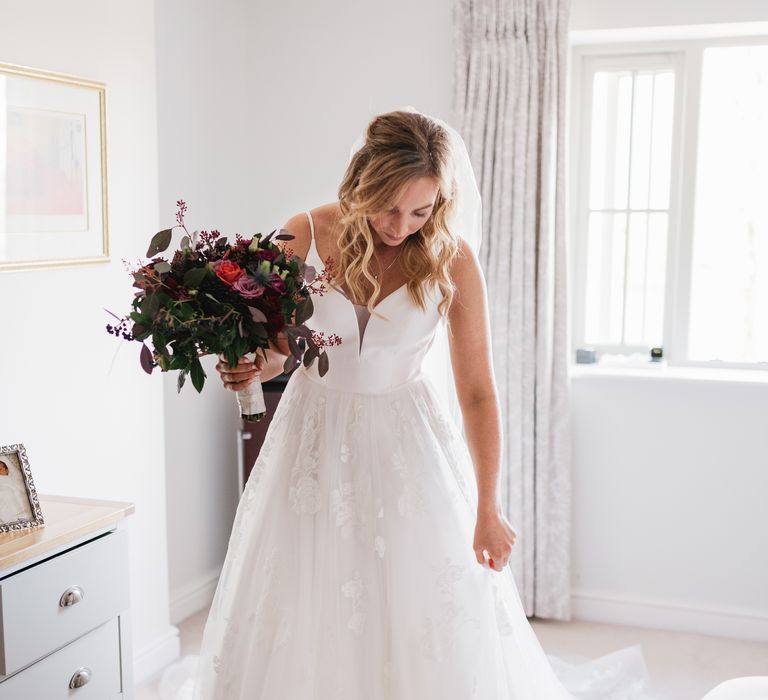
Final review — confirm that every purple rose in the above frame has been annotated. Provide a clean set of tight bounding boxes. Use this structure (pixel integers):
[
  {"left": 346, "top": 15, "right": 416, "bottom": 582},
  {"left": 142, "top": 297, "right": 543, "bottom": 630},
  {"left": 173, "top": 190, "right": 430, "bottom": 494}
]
[{"left": 233, "top": 275, "right": 265, "bottom": 299}]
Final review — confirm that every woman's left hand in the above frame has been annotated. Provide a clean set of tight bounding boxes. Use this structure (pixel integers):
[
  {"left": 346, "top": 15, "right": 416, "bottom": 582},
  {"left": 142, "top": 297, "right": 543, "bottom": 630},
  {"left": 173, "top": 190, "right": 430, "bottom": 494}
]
[{"left": 473, "top": 509, "right": 517, "bottom": 572}]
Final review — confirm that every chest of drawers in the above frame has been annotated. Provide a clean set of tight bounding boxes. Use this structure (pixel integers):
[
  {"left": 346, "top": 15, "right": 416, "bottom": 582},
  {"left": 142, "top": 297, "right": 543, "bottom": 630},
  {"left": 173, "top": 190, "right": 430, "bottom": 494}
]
[{"left": 0, "top": 495, "right": 134, "bottom": 699}]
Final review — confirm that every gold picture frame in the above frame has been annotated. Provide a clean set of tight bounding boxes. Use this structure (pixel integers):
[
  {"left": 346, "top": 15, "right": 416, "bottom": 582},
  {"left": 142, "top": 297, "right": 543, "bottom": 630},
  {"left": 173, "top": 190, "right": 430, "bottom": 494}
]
[
  {"left": 0, "top": 443, "right": 44, "bottom": 533},
  {"left": 0, "top": 61, "right": 109, "bottom": 271}
]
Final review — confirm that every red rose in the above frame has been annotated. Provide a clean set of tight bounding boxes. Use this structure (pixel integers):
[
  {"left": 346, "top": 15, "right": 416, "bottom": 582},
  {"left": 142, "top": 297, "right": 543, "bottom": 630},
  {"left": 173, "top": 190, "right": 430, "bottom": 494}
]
[{"left": 212, "top": 259, "right": 244, "bottom": 286}]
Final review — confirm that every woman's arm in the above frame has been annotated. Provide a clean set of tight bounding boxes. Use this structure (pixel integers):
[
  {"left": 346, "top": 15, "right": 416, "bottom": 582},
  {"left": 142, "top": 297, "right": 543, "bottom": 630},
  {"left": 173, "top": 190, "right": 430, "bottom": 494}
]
[{"left": 446, "top": 238, "right": 517, "bottom": 571}]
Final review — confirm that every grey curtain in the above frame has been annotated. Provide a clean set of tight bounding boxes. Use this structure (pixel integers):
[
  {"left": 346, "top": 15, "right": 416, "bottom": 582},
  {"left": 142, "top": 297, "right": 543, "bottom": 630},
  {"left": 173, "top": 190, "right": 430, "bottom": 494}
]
[{"left": 453, "top": 0, "right": 572, "bottom": 619}]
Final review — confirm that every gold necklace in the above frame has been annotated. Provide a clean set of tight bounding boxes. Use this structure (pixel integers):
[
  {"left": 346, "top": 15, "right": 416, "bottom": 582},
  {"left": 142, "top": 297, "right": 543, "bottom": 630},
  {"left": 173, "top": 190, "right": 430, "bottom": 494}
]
[{"left": 372, "top": 245, "right": 403, "bottom": 280}]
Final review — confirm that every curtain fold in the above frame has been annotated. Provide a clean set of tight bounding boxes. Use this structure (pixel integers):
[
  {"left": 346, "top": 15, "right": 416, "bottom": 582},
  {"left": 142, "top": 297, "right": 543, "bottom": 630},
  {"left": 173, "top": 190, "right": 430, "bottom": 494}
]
[{"left": 452, "top": 0, "right": 572, "bottom": 619}]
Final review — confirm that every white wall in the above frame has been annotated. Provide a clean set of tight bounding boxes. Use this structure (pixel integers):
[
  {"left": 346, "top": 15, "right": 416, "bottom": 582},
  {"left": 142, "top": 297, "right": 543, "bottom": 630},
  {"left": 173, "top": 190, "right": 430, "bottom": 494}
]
[
  {"left": 155, "top": 0, "right": 454, "bottom": 622},
  {"left": 571, "top": 0, "right": 768, "bottom": 31},
  {"left": 0, "top": 0, "right": 177, "bottom": 684},
  {"left": 567, "top": 0, "right": 768, "bottom": 641},
  {"left": 569, "top": 370, "right": 768, "bottom": 640}
]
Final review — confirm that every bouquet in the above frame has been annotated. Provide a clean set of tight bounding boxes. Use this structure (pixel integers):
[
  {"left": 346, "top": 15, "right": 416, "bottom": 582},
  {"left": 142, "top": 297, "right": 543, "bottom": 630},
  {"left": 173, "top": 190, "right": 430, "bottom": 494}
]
[{"left": 107, "top": 200, "right": 341, "bottom": 420}]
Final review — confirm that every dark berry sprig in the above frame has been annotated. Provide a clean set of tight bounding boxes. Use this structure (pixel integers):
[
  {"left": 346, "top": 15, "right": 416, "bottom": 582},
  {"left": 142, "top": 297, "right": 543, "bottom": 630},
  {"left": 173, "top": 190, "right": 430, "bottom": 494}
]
[
  {"left": 311, "top": 330, "right": 342, "bottom": 349},
  {"left": 106, "top": 315, "right": 133, "bottom": 340},
  {"left": 175, "top": 199, "right": 188, "bottom": 227}
]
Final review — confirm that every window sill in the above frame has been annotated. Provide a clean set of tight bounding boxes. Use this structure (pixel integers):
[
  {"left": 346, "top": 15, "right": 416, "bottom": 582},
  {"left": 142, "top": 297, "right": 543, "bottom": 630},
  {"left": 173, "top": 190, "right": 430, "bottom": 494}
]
[{"left": 568, "top": 362, "right": 768, "bottom": 385}]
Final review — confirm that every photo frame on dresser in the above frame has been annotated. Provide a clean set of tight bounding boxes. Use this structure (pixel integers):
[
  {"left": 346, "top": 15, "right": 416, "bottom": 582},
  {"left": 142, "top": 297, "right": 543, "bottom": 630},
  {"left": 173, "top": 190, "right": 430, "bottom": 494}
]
[
  {"left": 0, "top": 61, "right": 109, "bottom": 272},
  {"left": 0, "top": 443, "right": 44, "bottom": 533}
]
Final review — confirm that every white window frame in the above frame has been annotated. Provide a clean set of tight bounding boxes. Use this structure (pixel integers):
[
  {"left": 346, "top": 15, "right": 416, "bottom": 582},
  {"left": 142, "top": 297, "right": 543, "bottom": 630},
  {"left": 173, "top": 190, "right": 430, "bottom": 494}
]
[{"left": 568, "top": 31, "right": 768, "bottom": 371}]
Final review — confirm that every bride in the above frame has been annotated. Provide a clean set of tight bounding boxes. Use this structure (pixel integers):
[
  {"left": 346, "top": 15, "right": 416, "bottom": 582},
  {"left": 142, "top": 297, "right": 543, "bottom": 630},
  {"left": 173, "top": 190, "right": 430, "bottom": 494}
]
[{"left": 160, "top": 108, "right": 653, "bottom": 699}]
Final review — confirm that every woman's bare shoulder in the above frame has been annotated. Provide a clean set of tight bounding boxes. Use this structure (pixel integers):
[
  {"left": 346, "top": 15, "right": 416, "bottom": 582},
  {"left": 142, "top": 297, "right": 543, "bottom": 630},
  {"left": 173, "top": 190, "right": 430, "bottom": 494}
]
[
  {"left": 279, "top": 210, "right": 313, "bottom": 261},
  {"left": 447, "top": 236, "right": 484, "bottom": 303},
  {"left": 311, "top": 202, "right": 341, "bottom": 241},
  {"left": 281, "top": 202, "right": 340, "bottom": 259}
]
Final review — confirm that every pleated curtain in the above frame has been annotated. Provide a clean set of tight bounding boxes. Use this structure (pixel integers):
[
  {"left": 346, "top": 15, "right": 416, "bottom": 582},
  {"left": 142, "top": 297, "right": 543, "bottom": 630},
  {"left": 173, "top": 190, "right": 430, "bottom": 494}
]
[{"left": 452, "top": 0, "right": 572, "bottom": 619}]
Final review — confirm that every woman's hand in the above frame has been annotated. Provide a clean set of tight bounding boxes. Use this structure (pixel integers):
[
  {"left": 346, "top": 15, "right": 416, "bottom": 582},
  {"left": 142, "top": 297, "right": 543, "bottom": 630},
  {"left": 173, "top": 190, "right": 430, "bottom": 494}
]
[
  {"left": 215, "top": 353, "right": 265, "bottom": 391},
  {"left": 473, "top": 508, "right": 517, "bottom": 572}
]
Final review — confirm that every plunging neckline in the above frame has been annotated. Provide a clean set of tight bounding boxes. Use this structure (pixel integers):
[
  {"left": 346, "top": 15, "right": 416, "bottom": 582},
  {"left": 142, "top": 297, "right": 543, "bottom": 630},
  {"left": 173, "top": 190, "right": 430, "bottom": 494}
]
[
  {"left": 306, "top": 231, "right": 407, "bottom": 357},
  {"left": 339, "top": 282, "right": 408, "bottom": 313},
  {"left": 336, "top": 282, "right": 407, "bottom": 358}
]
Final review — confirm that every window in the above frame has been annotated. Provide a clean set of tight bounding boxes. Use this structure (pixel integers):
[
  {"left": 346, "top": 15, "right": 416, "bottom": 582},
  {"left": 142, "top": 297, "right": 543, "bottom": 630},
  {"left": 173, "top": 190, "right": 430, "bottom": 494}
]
[{"left": 570, "top": 37, "right": 768, "bottom": 368}]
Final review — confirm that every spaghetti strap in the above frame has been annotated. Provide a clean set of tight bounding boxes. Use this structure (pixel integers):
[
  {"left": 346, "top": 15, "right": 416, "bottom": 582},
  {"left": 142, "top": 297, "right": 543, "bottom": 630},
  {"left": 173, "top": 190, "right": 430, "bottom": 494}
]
[
  {"left": 304, "top": 210, "right": 315, "bottom": 242},
  {"left": 303, "top": 210, "right": 321, "bottom": 267}
]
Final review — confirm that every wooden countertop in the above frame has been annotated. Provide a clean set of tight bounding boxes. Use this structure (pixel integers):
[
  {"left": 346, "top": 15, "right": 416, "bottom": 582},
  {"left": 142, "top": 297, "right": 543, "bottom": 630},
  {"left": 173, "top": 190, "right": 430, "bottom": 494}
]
[{"left": 0, "top": 494, "right": 135, "bottom": 573}]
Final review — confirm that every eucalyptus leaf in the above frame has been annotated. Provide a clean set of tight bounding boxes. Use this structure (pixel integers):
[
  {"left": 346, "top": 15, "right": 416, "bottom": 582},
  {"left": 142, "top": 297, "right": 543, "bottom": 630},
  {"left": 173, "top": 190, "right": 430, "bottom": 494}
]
[
  {"left": 318, "top": 350, "right": 329, "bottom": 377},
  {"left": 147, "top": 228, "right": 173, "bottom": 257},
  {"left": 248, "top": 306, "right": 268, "bottom": 323},
  {"left": 140, "top": 343, "right": 154, "bottom": 374},
  {"left": 144, "top": 293, "right": 160, "bottom": 318},
  {"left": 286, "top": 331, "right": 300, "bottom": 359},
  {"left": 295, "top": 296, "right": 313, "bottom": 325},
  {"left": 301, "top": 264, "right": 317, "bottom": 284},
  {"left": 302, "top": 343, "right": 318, "bottom": 367},
  {"left": 190, "top": 357, "right": 206, "bottom": 392},
  {"left": 183, "top": 266, "right": 208, "bottom": 287},
  {"left": 154, "top": 261, "right": 171, "bottom": 274},
  {"left": 132, "top": 322, "right": 150, "bottom": 340},
  {"left": 283, "top": 354, "right": 298, "bottom": 374}
]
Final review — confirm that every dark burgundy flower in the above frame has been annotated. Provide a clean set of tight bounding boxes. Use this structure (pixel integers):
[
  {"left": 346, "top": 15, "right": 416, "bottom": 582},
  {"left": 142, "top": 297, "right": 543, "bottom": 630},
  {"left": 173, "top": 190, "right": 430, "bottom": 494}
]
[
  {"left": 268, "top": 274, "right": 287, "bottom": 294},
  {"left": 258, "top": 248, "right": 280, "bottom": 262}
]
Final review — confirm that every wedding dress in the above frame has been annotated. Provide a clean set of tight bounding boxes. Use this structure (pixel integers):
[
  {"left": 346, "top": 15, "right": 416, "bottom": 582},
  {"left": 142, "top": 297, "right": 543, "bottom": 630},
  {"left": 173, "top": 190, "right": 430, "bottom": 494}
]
[{"left": 158, "top": 211, "right": 656, "bottom": 700}]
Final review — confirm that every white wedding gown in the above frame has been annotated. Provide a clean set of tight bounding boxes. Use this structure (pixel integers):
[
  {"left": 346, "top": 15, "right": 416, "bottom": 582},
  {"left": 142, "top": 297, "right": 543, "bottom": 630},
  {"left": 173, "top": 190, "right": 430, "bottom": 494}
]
[{"left": 159, "top": 212, "right": 656, "bottom": 700}]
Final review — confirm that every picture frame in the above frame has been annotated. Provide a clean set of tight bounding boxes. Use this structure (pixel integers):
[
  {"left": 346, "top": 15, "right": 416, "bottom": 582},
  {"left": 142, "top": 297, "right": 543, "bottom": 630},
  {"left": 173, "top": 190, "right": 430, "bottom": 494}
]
[
  {"left": 0, "top": 61, "right": 109, "bottom": 272},
  {"left": 0, "top": 443, "right": 45, "bottom": 533}
]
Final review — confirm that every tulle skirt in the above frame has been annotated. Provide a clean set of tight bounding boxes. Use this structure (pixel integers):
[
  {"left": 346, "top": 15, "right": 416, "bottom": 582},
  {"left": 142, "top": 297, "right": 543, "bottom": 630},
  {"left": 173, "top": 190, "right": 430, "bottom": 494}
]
[{"left": 160, "top": 368, "right": 653, "bottom": 700}]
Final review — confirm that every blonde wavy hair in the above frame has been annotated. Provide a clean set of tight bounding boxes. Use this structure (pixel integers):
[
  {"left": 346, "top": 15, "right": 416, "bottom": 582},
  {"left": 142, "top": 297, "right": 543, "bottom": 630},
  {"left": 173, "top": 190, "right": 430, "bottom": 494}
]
[{"left": 332, "top": 110, "right": 461, "bottom": 319}]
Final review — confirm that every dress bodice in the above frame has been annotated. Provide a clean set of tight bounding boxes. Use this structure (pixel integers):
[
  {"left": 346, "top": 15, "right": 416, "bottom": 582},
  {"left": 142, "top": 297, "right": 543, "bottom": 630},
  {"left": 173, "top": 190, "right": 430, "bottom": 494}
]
[{"left": 297, "top": 210, "right": 445, "bottom": 394}]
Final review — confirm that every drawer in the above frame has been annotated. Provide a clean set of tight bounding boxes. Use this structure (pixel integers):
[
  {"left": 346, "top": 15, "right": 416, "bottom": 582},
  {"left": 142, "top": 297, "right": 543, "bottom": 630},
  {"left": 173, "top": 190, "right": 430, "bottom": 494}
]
[
  {"left": 0, "top": 530, "right": 129, "bottom": 676},
  {"left": 0, "top": 616, "right": 121, "bottom": 699}
]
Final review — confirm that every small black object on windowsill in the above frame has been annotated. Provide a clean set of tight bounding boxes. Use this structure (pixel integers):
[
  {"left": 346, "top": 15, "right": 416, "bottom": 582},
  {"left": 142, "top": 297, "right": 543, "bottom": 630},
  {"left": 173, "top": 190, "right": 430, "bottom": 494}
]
[
  {"left": 650, "top": 347, "right": 664, "bottom": 362},
  {"left": 575, "top": 347, "right": 597, "bottom": 364}
]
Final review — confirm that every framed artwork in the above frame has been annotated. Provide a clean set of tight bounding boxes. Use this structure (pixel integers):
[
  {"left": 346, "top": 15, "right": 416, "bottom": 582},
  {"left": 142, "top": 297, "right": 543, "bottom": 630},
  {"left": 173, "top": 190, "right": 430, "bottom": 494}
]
[
  {"left": 0, "top": 62, "right": 109, "bottom": 271},
  {"left": 0, "top": 443, "right": 45, "bottom": 533}
]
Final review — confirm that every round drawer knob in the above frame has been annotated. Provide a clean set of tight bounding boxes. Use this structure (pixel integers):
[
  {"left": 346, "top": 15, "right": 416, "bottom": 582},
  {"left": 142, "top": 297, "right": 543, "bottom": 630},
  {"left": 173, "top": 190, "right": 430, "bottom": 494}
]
[
  {"left": 69, "top": 666, "right": 92, "bottom": 688},
  {"left": 59, "top": 585, "right": 85, "bottom": 607}
]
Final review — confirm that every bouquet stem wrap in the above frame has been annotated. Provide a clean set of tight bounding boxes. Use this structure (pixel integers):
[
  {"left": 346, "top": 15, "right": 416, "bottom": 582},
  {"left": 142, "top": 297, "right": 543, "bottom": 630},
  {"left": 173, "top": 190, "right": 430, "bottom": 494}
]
[{"left": 236, "top": 352, "right": 266, "bottom": 421}]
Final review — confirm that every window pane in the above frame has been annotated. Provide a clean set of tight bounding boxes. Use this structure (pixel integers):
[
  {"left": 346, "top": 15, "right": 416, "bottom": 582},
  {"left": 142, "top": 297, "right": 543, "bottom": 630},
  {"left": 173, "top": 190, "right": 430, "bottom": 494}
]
[
  {"left": 589, "top": 69, "right": 675, "bottom": 213},
  {"left": 589, "top": 71, "right": 632, "bottom": 210},
  {"left": 629, "top": 74, "right": 653, "bottom": 210},
  {"left": 645, "top": 213, "right": 668, "bottom": 347},
  {"left": 649, "top": 72, "right": 675, "bottom": 210},
  {"left": 585, "top": 212, "right": 626, "bottom": 345},
  {"left": 688, "top": 45, "right": 768, "bottom": 363},
  {"left": 624, "top": 213, "right": 648, "bottom": 344}
]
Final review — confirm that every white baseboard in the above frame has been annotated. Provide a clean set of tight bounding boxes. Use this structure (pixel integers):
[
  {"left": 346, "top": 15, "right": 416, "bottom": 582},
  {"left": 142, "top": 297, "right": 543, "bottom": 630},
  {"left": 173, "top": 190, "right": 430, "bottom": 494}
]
[
  {"left": 572, "top": 589, "right": 768, "bottom": 642},
  {"left": 169, "top": 566, "right": 221, "bottom": 625},
  {"left": 133, "top": 624, "right": 181, "bottom": 685}
]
